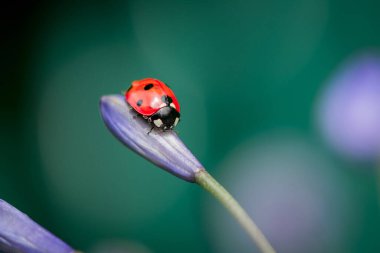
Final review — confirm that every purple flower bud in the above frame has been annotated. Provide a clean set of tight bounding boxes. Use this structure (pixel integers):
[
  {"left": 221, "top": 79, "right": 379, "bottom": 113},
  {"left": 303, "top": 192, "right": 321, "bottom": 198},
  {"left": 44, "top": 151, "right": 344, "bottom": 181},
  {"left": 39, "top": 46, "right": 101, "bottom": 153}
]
[
  {"left": 0, "top": 199, "right": 74, "bottom": 253},
  {"left": 317, "top": 52, "right": 380, "bottom": 161},
  {"left": 100, "top": 95, "right": 204, "bottom": 182}
]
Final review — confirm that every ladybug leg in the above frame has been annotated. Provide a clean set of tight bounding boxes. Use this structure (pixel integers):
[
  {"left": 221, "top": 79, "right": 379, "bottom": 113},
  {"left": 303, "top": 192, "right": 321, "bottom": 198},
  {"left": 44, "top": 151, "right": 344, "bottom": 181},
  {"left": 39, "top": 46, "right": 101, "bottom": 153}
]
[
  {"left": 128, "top": 106, "right": 138, "bottom": 119},
  {"left": 147, "top": 126, "right": 154, "bottom": 135}
]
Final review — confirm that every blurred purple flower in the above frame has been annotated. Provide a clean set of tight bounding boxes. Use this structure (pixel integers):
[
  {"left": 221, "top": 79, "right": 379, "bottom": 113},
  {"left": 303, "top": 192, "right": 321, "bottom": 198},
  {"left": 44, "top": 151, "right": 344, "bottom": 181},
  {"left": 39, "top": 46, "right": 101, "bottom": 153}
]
[
  {"left": 0, "top": 199, "right": 74, "bottom": 253},
  {"left": 317, "top": 52, "right": 380, "bottom": 161},
  {"left": 99, "top": 95, "right": 204, "bottom": 182}
]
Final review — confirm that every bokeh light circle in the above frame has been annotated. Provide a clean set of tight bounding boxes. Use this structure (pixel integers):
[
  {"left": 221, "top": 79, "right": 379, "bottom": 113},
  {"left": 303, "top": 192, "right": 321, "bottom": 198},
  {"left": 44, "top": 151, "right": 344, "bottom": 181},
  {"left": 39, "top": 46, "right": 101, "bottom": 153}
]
[
  {"left": 35, "top": 42, "right": 204, "bottom": 231},
  {"left": 89, "top": 239, "right": 152, "bottom": 253},
  {"left": 316, "top": 52, "right": 380, "bottom": 162},
  {"left": 205, "top": 132, "right": 357, "bottom": 253},
  {"left": 129, "top": 0, "right": 328, "bottom": 84}
]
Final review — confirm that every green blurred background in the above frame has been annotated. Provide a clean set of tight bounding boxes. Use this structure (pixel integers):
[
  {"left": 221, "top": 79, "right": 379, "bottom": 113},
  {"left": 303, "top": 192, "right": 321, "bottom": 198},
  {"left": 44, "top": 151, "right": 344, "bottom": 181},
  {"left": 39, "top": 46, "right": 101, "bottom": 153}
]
[{"left": 1, "top": 0, "right": 380, "bottom": 252}]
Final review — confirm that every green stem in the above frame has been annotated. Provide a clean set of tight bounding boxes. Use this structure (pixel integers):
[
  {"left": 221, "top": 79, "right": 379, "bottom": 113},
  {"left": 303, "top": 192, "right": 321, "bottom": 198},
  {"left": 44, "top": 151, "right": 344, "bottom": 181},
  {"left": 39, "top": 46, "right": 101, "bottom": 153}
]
[
  {"left": 195, "top": 170, "right": 276, "bottom": 253},
  {"left": 377, "top": 159, "right": 380, "bottom": 208}
]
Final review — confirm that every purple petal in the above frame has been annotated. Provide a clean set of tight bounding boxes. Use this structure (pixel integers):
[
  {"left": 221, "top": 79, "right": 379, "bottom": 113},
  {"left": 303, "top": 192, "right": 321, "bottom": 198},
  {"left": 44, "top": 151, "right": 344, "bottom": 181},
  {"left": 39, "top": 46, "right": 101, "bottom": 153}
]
[
  {"left": 317, "top": 52, "right": 380, "bottom": 161},
  {"left": 99, "top": 94, "right": 204, "bottom": 182},
  {"left": 0, "top": 199, "right": 74, "bottom": 253}
]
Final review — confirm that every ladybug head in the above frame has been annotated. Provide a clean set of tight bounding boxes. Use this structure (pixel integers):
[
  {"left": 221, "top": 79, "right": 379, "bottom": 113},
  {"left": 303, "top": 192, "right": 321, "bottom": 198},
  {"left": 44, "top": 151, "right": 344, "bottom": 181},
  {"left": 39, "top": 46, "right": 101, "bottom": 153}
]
[{"left": 149, "top": 106, "right": 180, "bottom": 130}]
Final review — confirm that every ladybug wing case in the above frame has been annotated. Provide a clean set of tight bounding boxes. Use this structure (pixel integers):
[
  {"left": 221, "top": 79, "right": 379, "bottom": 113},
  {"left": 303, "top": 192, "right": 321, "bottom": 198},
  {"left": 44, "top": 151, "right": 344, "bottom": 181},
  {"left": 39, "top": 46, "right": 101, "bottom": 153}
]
[{"left": 126, "top": 78, "right": 180, "bottom": 116}]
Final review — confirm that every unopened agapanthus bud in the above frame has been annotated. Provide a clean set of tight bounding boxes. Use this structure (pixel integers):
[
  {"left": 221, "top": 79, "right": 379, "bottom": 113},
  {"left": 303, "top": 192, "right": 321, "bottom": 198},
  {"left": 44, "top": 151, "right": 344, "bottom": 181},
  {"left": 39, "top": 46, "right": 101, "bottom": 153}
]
[
  {"left": 0, "top": 199, "right": 74, "bottom": 253},
  {"left": 100, "top": 95, "right": 204, "bottom": 182}
]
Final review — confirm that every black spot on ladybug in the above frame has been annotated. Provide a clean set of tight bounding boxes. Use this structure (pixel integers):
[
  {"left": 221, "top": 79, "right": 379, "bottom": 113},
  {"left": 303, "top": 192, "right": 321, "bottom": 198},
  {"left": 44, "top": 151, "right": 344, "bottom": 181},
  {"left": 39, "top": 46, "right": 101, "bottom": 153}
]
[
  {"left": 161, "top": 95, "right": 173, "bottom": 105},
  {"left": 137, "top": 99, "right": 143, "bottom": 107},
  {"left": 144, "top": 83, "right": 154, "bottom": 90},
  {"left": 127, "top": 85, "right": 133, "bottom": 92}
]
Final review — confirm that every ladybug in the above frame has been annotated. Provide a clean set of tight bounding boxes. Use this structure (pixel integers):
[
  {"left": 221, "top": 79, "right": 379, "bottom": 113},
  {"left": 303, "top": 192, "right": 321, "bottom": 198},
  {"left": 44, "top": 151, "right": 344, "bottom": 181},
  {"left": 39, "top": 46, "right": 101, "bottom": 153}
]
[{"left": 125, "top": 78, "right": 181, "bottom": 131}]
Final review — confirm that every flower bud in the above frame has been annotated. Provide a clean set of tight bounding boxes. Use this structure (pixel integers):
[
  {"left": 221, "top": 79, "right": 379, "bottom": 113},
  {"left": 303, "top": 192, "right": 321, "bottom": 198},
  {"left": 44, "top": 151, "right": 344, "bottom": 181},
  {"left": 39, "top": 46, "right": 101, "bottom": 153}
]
[
  {"left": 100, "top": 95, "right": 204, "bottom": 182},
  {"left": 0, "top": 199, "right": 74, "bottom": 253}
]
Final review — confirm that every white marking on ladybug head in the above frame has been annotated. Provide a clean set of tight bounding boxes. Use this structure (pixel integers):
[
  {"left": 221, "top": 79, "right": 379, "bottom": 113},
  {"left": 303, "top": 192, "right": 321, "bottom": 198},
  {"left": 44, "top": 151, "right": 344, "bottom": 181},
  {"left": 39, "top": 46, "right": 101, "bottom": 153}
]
[
  {"left": 170, "top": 103, "right": 176, "bottom": 110},
  {"left": 174, "top": 117, "right": 179, "bottom": 126},
  {"left": 153, "top": 119, "right": 163, "bottom": 128}
]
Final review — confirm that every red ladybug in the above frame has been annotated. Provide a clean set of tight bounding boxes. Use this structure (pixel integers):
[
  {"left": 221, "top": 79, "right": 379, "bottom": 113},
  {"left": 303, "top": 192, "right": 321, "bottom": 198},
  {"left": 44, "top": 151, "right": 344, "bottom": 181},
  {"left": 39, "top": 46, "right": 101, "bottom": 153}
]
[{"left": 125, "top": 78, "right": 181, "bottom": 131}]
